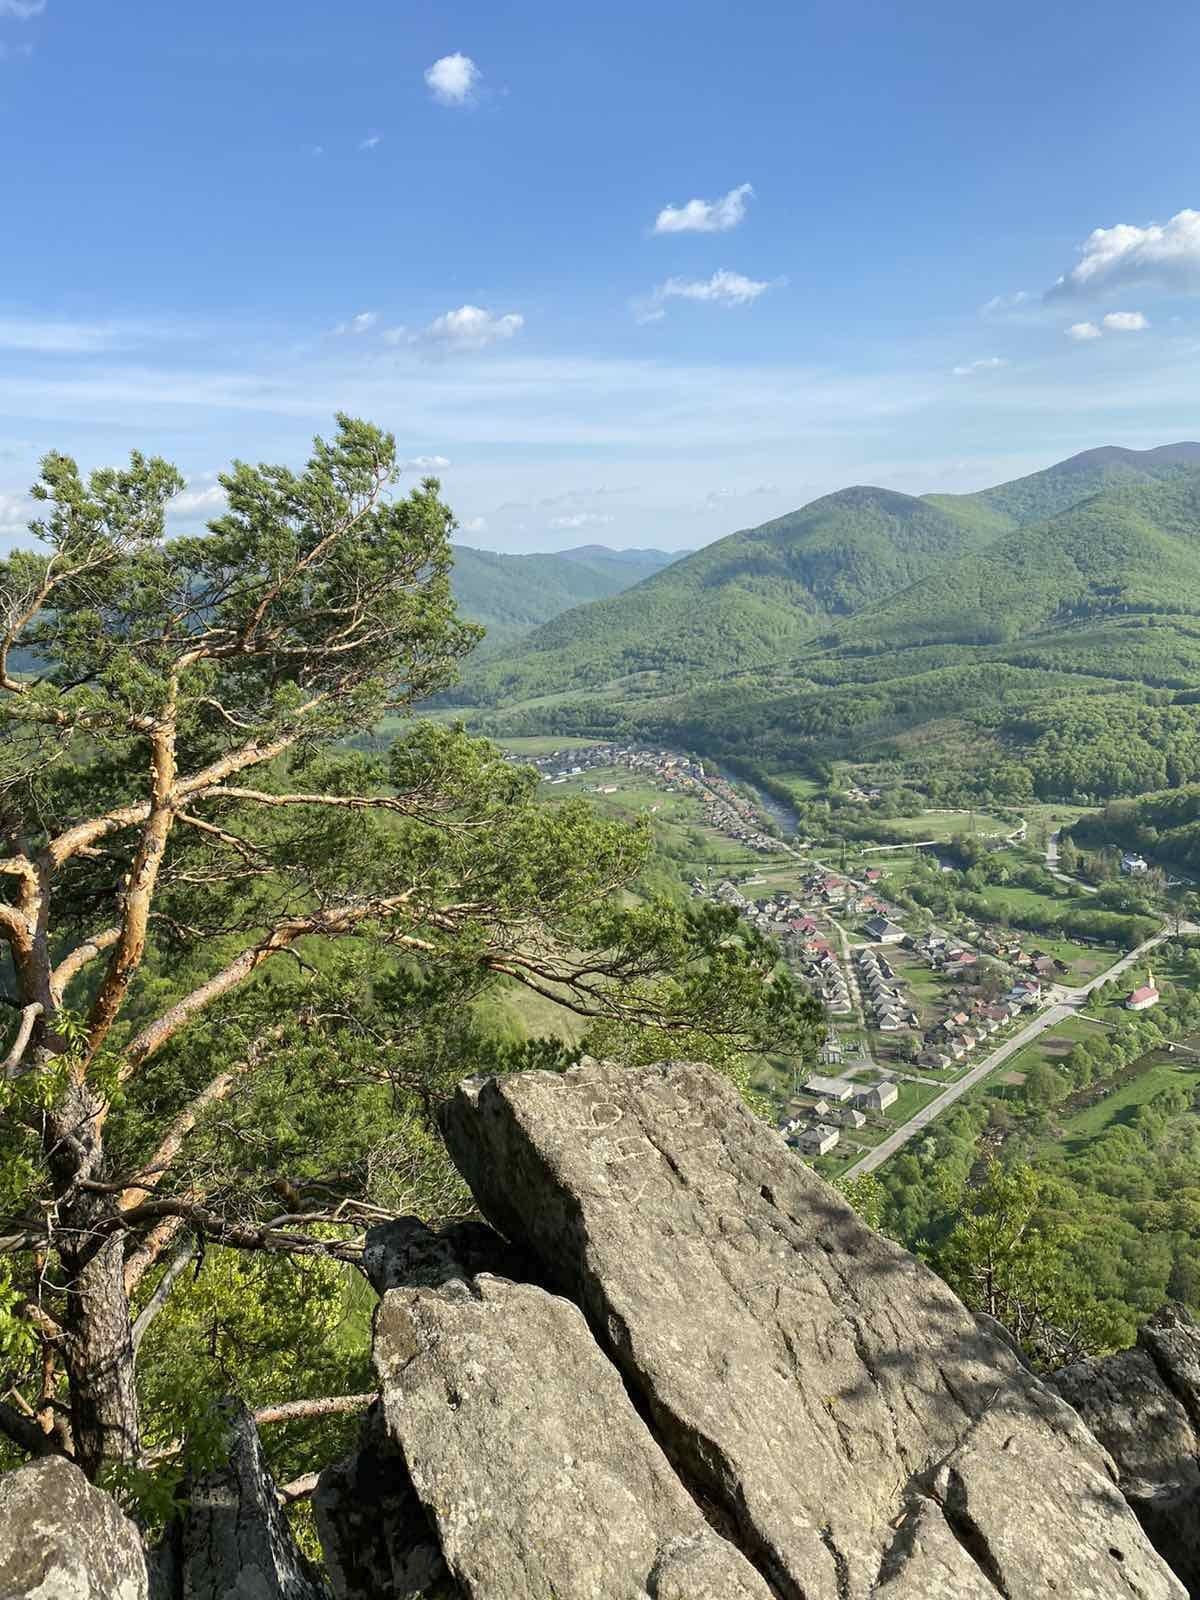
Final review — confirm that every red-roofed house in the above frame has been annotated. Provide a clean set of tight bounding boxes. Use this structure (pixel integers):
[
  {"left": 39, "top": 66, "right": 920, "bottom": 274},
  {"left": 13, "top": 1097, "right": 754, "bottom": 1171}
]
[{"left": 1127, "top": 981, "right": 1161, "bottom": 1012}]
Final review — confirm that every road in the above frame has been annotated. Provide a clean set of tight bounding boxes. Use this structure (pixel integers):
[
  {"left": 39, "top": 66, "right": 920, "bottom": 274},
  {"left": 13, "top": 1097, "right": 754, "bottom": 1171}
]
[
  {"left": 1046, "top": 828, "right": 1098, "bottom": 893},
  {"left": 842, "top": 925, "right": 1179, "bottom": 1178}
]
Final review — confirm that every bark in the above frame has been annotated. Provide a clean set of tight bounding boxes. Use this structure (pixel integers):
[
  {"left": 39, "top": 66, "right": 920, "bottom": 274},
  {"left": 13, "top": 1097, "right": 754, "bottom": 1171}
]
[{"left": 46, "top": 1079, "right": 141, "bottom": 1478}]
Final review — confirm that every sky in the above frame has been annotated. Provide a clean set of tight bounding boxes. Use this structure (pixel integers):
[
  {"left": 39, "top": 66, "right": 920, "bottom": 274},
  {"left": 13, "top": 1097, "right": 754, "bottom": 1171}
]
[{"left": 1, "top": 0, "right": 1199, "bottom": 554}]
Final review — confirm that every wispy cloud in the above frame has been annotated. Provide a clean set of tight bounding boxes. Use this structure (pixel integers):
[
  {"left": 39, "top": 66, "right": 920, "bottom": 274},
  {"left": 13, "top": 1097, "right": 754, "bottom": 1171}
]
[
  {"left": 0, "top": 0, "right": 46, "bottom": 18},
  {"left": 638, "top": 268, "right": 778, "bottom": 321},
  {"left": 548, "top": 511, "right": 614, "bottom": 530},
  {"left": 333, "top": 311, "right": 378, "bottom": 336},
  {"left": 359, "top": 134, "right": 382, "bottom": 151},
  {"left": 0, "top": 492, "right": 32, "bottom": 536},
  {"left": 952, "top": 356, "right": 1009, "bottom": 376},
  {"left": 1065, "top": 322, "right": 1102, "bottom": 341},
  {"left": 653, "top": 183, "right": 753, "bottom": 235},
  {"left": 425, "top": 53, "right": 481, "bottom": 106},
  {"left": 981, "top": 291, "right": 1031, "bottom": 315},
  {"left": 1103, "top": 310, "right": 1149, "bottom": 332},
  {"left": 460, "top": 515, "right": 487, "bottom": 534},
  {"left": 0, "top": 317, "right": 156, "bottom": 353},
  {"left": 1048, "top": 209, "right": 1200, "bottom": 299},
  {"left": 402, "top": 454, "right": 451, "bottom": 471},
  {"left": 420, "top": 304, "right": 523, "bottom": 351}
]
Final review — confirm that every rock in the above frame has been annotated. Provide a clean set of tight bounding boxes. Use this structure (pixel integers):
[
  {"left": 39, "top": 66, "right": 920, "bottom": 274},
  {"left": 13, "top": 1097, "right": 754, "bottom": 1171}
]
[
  {"left": 1055, "top": 1304, "right": 1200, "bottom": 1594},
  {"left": 314, "top": 1405, "right": 461, "bottom": 1600},
  {"left": 360, "top": 1216, "right": 535, "bottom": 1297},
  {"left": 0, "top": 1454, "right": 149, "bottom": 1600},
  {"left": 442, "top": 1057, "right": 1184, "bottom": 1600},
  {"left": 373, "top": 1272, "right": 775, "bottom": 1599},
  {"left": 158, "top": 1402, "right": 329, "bottom": 1600}
]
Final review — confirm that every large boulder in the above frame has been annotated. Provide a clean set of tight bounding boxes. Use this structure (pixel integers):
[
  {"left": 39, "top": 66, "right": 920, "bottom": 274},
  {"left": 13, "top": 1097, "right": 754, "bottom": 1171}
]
[
  {"left": 442, "top": 1057, "right": 1185, "bottom": 1600},
  {"left": 372, "top": 1272, "right": 774, "bottom": 1599},
  {"left": 1055, "top": 1304, "right": 1200, "bottom": 1594},
  {"left": 0, "top": 1454, "right": 149, "bottom": 1600},
  {"left": 155, "top": 1403, "right": 329, "bottom": 1600}
]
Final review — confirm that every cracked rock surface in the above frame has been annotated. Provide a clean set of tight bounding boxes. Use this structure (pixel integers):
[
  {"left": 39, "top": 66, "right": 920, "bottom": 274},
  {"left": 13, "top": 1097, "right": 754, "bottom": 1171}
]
[
  {"left": 372, "top": 1271, "right": 775, "bottom": 1599},
  {"left": 442, "top": 1056, "right": 1185, "bottom": 1599},
  {"left": 1055, "top": 1303, "right": 1200, "bottom": 1596},
  {"left": 0, "top": 1454, "right": 150, "bottom": 1600}
]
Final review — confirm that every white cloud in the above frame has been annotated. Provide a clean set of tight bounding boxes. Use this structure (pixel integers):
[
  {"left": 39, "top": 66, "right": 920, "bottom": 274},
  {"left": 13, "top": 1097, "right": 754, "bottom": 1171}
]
[
  {"left": 381, "top": 325, "right": 409, "bottom": 345},
  {"left": 1065, "top": 321, "right": 1102, "bottom": 342},
  {"left": 420, "top": 304, "right": 524, "bottom": 351},
  {"left": 548, "top": 512, "right": 614, "bottom": 530},
  {"left": 981, "top": 290, "right": 1031, "bottom": 316},
  {"left": 653, "top": 183, "right": 753, "bottom": 235},
  {"left": 1049, "top": 209, "right": 1200, "bottom": 299},
  {"left": 1103, "top": 310, "right": 1149, "bottom": 332},
  {"left": 172, "top": 484, "right": 227, "bottom": 517},
  {"left": 640, "top": 268, "right": 777, "bottom": 320},
  {"left": 0, "top": 0, "right": 46, "bottom": 17},
  {"left": 425, "top": 53, "right": 481, "bottom": 106},
  {"left": 402, "top": 454, "right": 451, "bottom": 471},
  {"left": 952, "top": 356, "right": 1009, "bottom": 376},
  {"left": 460, "top": 515, "right": 487, "bottom": 534},
  {"left": 333, "top": 311, "right": 379, "bottom": 336},
  {"left": 359, "top": 134, "right": 382, "bottom": 151},
  {"left": 0, "top": 492, "right": 32, "bottom": 535}
]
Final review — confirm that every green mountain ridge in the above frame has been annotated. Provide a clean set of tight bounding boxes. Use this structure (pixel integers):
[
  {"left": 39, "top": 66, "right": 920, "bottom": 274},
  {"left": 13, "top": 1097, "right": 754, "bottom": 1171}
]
[{"left": 455, "top": 444, "right": 1200, "bottom": 802}]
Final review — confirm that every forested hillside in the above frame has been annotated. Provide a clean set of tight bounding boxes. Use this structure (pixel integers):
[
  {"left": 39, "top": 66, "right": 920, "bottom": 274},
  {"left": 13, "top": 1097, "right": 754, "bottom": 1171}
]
[
  {"left": 450, "top": 542, "right": 677, "bottom": 655},
  {"left": 458, "top": 446, "right": 1200, "bottom": 804}
]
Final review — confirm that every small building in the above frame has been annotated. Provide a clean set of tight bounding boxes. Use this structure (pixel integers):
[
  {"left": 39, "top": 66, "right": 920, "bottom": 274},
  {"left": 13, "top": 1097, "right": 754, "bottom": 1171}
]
[
  {"left": 1121, "top": 852, "right": 1149, "bottom": 876},
  {"left": 857, "top": 1081, "right": 899, "bottom": 1112},
  {"left": 864, "top": 915, "right": 906, "bottom": 944},
  {"left": 795, "top": 1126, "right": 840, "bottom": 1156},
  {"left": 803, "top": 1075, "right": 855, "bottom": 1103},
  {"left": 1127, "top": 972, "right": 1161, "bottom": 1011},
  {"left": 834, "top": 1107, "right": 867, "bottom": 1130}
]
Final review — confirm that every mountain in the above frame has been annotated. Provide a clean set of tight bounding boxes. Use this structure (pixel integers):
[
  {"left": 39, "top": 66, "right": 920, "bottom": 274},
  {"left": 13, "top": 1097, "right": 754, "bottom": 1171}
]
[
  {"left": 926, "top": 442, "right": 1200, "bottom": 530},
  {"left": 456, "top": 447, "right": 1200, "bottom": 803},
  {"left": 449, "top": 544, "right": 679, "bottom": 656},
  {"left": 460, "top": 487, "right": 998, "bottom": 700}
]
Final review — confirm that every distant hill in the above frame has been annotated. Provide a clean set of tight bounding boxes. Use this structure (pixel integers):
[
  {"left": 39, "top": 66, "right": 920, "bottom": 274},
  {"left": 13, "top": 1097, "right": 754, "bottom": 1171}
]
[
  {"left": 460, "top": 487, "right": 998, "bottom": 699},
  {"left": 926, "top": 442, "right": 1200, "bottom": 530},
  {"left": 449, "top": 544, "right": 678, "bottom": 656},
  {"left": 455, "top": 446, "right": 1200, "bottom": 803}
]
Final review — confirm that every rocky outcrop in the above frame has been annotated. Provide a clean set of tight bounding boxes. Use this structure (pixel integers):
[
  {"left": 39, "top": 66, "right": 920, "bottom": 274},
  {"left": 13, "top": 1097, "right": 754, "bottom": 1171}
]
[
  {"left": 155, "top": 1401, "right": 329, "bottom": 1600},
  {"left": 3, "top": 1061, "right": 1197, "bottom": 1599},
  {"left": 441, "top": 1056, "right": 1185, "bottom": 1599},
  {"left": 1055, "top": 1303, "right": 1200, "bottom": 1595},
  {"left": 373, "top": 1271, "right": 774, "bottom": 1600},
  {"left": 0, "top": 1454, "right": 150, "bottom": 1600}
]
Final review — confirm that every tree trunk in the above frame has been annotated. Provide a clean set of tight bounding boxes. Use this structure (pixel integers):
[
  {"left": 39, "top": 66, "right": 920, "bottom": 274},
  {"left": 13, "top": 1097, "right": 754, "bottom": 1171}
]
[{"left": 46, "top": 1079, "right": 142, "bottom": 1478}]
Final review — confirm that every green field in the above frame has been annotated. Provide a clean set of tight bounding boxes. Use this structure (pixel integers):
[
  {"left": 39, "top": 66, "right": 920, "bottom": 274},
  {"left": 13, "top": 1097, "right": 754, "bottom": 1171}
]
[
  {"left": 866, "top": 809, "right": 1013, "bottom": 842},
  {"left": 494, "top": 734, "right": 601, "bottom": 756},
  {"left": 1054, "top": 1055, "right": 1200, "bottom": 1145}
]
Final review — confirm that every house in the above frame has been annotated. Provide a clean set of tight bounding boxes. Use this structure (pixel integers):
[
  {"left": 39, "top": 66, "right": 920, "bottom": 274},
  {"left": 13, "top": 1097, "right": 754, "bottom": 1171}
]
[
  {"left": 803, "top": 1075, "right": 854, "bottom": 1102},
  {"left": 810, "top": 1099, "right": 831, "bottom": 1117},
  {"left": 1126, "top": 972, "right": 1161, "bottom": 1011},
  {"left": 795, "top": 1127, "right": 840, "bottom": 1156},
  {"left": 857, "top": 1081, "right": 899, "bottom": 1112},
  {"left": 1121, "top": 852, "right": 1149, "bottom": 876},
  {"left": 864, "top": 867, "right": 884, "bottom": 883},
  {"left": 864, "top": 915, "right": 906, "bottom": 944},
  {"left": 834, "top": 1107, "right": 867, "bottom": 1130}
]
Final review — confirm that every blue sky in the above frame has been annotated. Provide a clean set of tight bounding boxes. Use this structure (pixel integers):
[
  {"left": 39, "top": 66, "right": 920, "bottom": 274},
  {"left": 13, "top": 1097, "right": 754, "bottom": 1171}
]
[{"left": 1, "top": 0, "right": 1198, "bottom": 553}]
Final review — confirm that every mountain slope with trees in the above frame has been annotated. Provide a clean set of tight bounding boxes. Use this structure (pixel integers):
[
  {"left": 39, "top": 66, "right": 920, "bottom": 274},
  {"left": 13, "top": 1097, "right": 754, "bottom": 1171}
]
[{"left": 450, "top": 542, "right": 677, "bottom": 656}]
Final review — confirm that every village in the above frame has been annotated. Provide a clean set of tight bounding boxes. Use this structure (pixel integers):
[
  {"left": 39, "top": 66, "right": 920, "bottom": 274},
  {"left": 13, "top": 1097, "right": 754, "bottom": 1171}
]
[{"left": 512, "top": 740, "right": 1177, "bottom": 1178}]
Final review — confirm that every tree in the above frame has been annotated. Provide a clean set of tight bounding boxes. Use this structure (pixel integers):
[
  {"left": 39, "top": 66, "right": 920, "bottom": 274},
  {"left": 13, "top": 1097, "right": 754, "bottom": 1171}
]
[
  {"left": 0, "top": 418, "right": 822, "bottom": 1485},
  {"left": 934, "top": 1161, "right": 1124, "bottom": 1367}
]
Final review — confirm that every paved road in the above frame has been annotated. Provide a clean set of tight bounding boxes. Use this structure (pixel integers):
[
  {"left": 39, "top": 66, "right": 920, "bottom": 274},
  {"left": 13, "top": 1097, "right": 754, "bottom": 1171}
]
[
  {"left": 842, "top": 925, "right": 1179, "bottom": 1178},
  {"left": 1046, "top": 828, "right": 1098, "bottom": 893}
]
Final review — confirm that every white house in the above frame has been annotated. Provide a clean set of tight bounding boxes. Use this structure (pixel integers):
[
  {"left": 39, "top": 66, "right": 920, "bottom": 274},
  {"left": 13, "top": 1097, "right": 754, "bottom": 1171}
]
[
  {"left": 1121, "top": 852, "right": 1149, "bottom": 876},
  {"left": 864, "top": 915, "right": 906, "bottom": 944},
  {"left": 804, "top": 1075, "right": 854, "bottom": 1102},
  {"left": 857, "top": 1081, "right": 899, "bottom": 1112},
  {"left": 795, "top": 1126, "right": 840, "bottom": 1156}
]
